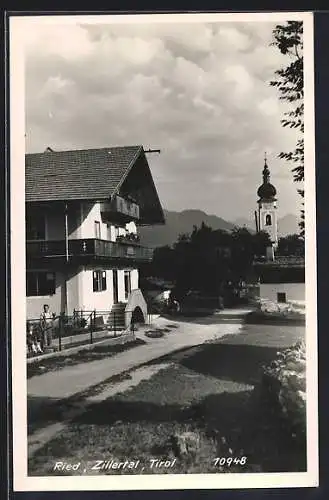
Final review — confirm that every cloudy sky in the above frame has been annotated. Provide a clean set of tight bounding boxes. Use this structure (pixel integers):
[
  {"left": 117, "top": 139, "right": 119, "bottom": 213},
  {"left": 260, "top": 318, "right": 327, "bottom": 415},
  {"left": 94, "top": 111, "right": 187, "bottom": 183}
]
[{"left": 24, "top": 16, "right": 302, "bottom": 222}]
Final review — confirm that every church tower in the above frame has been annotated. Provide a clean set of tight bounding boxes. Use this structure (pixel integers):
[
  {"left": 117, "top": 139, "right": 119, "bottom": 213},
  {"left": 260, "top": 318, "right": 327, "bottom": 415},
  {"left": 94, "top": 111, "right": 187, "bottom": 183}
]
[{"left": 256, "top": 155, "right": 278, "bottom": 250}]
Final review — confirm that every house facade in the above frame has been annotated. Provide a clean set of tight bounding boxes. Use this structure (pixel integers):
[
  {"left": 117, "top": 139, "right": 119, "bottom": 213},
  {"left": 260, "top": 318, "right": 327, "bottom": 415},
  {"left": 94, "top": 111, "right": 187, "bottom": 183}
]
[
  {"left": 253, "top": 257, "right": 305, "bottom": 304},
  {"left": 25, "top": 145, "right": 165, "bottom": 324}
]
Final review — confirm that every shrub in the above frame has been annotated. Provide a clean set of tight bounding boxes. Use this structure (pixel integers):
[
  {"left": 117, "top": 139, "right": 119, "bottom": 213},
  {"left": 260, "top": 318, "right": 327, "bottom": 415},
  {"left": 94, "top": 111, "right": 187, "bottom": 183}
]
[
  {"left": 76, "top": 317, "right": 87, "bottom": 329},
  {"left": 258, "top": 340, "right": 306, "bottom": 446}
]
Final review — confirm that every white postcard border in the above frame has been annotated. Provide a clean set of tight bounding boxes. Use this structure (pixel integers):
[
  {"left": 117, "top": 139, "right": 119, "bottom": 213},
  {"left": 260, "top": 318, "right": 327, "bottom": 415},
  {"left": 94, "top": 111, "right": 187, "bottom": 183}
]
[{"left": 10, "top": 10, "right": 318, "bottom": 491}]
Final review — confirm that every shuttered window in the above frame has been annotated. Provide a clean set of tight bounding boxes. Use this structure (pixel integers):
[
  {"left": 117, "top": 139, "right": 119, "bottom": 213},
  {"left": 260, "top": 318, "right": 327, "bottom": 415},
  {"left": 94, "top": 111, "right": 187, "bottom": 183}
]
[{"left": 93, "top": 270, "right": 107, "bottom": 292}]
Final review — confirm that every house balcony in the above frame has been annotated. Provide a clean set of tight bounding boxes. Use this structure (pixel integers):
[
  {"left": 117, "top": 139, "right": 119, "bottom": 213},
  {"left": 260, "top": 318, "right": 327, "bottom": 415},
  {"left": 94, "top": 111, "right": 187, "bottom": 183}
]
[
  {"left": 100, "top": 195, "right": 140, "bottom": 224},
  {"left": 26, "top": 238, "right": 153, "bottom": 264}
]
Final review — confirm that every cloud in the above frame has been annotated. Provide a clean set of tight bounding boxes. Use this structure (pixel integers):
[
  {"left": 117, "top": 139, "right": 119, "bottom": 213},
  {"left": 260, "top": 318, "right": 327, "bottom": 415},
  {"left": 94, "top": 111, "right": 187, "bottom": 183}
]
[{"left": 24, "top": 17, "right": 302, "bottom": 221}]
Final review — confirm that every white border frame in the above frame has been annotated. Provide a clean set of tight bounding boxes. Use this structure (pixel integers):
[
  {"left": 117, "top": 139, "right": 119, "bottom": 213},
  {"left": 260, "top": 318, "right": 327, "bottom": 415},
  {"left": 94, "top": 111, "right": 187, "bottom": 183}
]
[{"left": 10, "top": 11, "right": 318, "bottom": 491}]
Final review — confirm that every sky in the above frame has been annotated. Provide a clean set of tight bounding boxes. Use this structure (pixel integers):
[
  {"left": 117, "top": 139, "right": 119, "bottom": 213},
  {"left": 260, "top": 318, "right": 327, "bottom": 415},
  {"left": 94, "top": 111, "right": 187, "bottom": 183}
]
[{"left": 24, "top": 16, "right": 303, "bottom": 222}]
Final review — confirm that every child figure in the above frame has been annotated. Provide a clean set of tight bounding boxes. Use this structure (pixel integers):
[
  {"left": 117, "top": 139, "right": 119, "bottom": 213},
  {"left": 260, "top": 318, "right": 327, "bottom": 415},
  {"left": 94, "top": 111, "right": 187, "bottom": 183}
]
[
  {"left": 34, "top": 325, "right": 43, "bottom": 353},
  {"left": 26, "top": 322, "right": 37, "bottom": 355},
  {"left": 26, "top": 322, "right": 43, "bottom": 355}
]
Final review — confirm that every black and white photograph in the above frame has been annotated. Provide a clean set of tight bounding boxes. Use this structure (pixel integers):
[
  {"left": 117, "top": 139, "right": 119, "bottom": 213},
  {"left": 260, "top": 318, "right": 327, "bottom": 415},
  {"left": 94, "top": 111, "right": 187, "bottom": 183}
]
[{"left": 10, "top": 11, "right": 318, "bottom": 491}]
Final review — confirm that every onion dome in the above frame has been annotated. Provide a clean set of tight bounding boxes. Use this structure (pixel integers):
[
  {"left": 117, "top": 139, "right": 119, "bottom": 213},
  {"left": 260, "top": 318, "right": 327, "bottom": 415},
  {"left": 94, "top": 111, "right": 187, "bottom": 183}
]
[{"left": 257, "top": 159, "right": 277, "bottom": 200}]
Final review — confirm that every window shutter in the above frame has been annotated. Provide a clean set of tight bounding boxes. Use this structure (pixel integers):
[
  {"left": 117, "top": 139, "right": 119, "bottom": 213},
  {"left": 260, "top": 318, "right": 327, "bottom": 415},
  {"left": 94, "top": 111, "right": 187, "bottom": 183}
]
[
  {"left": 93, "top": 271, "right": 98, "bottom": 292},
  {"left": 101, "top": 271, "right": 107, "bottom": 291}
]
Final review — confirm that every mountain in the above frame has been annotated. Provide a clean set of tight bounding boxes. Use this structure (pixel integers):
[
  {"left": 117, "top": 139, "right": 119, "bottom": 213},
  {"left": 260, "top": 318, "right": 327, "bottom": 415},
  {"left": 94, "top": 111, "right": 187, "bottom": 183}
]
[
  {"left": 233, "top": 217, "right": 256, "bottom": 232},
  {"left": 233, "top": 214, "right": 300, "bottom": 237},
  {"left": 278, "top": 214, "right": 299, "bottom": 237},
  {"left": 139, "top": 209, "right": 301, "bottom": 249},
  {"left": 139, "top": 209, "right": 235, "bottom": 248}
]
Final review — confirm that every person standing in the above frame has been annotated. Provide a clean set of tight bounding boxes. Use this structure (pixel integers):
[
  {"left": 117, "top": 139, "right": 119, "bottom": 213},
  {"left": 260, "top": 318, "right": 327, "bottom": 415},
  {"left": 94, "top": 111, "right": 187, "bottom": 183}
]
[{"left": 40, "top": 304, "right": 54, "bottom": 349}]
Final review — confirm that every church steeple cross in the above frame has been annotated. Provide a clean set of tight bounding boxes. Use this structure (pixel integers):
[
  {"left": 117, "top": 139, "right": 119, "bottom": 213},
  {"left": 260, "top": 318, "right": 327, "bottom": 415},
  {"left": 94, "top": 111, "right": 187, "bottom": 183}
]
[{"left": 263, "top": 152, "right": 270, "bottom": 183}]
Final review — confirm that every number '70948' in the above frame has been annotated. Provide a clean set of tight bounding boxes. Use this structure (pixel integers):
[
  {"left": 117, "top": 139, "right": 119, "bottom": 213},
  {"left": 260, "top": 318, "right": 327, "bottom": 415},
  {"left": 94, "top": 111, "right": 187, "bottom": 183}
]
[{"left": 213, "top": 457, "right": 247, "bottom": 467}]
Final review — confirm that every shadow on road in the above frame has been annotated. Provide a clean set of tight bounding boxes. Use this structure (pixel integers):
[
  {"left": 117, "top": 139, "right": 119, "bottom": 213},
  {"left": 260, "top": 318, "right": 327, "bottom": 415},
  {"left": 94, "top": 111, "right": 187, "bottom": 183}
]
[{"left": 175, "top": 343, "right": 281, "bottom": 386}]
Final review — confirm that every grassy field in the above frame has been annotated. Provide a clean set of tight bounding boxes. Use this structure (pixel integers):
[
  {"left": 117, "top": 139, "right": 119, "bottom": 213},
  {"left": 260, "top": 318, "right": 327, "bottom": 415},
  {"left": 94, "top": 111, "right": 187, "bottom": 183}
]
[{"left": 29, "top": 322, "right": 306, "bottom": 476}]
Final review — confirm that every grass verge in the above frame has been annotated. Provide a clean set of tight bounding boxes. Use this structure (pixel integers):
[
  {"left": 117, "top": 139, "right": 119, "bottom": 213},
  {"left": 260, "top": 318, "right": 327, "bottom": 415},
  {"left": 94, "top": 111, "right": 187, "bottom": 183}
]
[{"left": 27, "top": 338, "right": 146, "bottom": 379}]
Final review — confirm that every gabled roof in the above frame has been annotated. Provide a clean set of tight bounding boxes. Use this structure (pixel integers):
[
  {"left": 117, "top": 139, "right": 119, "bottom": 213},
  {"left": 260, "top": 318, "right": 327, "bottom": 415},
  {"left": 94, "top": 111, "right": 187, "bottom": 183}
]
[{"left": 25, "top": 145, "right": 143, "bottom": 202}]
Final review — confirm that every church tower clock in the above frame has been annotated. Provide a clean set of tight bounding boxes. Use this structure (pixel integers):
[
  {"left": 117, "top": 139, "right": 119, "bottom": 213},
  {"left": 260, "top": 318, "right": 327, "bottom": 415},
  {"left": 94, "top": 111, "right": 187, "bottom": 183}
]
[{"left": 257, "top": 155, "right": 278, "bottom": 249}]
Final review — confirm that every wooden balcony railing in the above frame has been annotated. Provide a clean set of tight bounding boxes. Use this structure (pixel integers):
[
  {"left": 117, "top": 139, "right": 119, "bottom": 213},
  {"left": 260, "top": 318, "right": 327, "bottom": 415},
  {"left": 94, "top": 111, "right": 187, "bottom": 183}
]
[
  {"left": 26, "top": 238, "right": 153, "bottom": 263},
  {"left": 100, "top": 195, "right": 140, "bottom": 222}
]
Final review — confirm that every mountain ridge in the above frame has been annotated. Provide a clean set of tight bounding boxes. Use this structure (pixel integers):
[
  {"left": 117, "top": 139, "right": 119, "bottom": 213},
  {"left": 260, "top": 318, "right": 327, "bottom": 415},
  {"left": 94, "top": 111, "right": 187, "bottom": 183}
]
[{"left": 139, "top": 209, "right": 300, "bottom": 248}]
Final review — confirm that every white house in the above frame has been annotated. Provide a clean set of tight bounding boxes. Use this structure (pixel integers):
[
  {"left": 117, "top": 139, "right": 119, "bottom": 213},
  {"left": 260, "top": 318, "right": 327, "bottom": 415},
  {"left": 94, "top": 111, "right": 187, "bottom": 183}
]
[
  {"left": 254, "top": 257, "right": 305, "bottom": 305},
  {"left": 25, "top": 145, "right": 165, "bottom": 326}
]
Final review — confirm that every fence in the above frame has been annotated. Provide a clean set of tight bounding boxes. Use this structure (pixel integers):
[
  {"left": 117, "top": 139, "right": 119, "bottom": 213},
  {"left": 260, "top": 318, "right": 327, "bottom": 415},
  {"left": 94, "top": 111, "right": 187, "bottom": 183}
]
[{"left": 26, "top": 307, "right": 147, "bottom": 355}]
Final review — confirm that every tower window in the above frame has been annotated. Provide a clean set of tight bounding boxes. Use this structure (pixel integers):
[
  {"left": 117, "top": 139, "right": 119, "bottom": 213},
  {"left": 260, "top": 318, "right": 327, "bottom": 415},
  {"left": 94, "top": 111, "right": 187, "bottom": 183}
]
[{"left": 265, "top": 214, "right": 272, "bottom": 226}]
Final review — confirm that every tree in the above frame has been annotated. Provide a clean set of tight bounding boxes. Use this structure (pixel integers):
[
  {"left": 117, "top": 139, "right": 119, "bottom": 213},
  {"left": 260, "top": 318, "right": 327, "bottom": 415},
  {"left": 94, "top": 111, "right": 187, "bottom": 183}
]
[
  {"left": 277, "top": 234, "right": 305, "bottom": 257},
  {"left": 151, "top": 245, "right": 177, "bottom": 281},
  {"left": 144, "top": 224, "right": 273, "bottom": 303},
  {"left": 252, "top": 230, "right": 272, "bottom": 257},
  {"left": 270, "top": 21, "right": 304, "bottom": 236}
]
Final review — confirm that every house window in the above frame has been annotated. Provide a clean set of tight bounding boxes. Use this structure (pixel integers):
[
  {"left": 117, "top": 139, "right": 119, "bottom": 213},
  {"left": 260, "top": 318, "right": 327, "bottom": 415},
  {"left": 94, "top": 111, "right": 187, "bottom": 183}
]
[
  {"left": 26, "top": 271, "right": 55, "bottom": 296},
  {"left": 265, "top": 214, "right": 272, "bottom": 226},
  {"left": 277, "top": 292, "right": 287, "bottom": 303},
  {"left": 93, "top": 270, "right": 107, "bottom": 292},
  {"left": 26, "top": 212, "right": 46, "bottom": 240},
  {"left": 94, "top": 221, "right": 101, "bottom": 239},
  {"left": 124, "top": 270, "right": 132, "bottom": 299}
]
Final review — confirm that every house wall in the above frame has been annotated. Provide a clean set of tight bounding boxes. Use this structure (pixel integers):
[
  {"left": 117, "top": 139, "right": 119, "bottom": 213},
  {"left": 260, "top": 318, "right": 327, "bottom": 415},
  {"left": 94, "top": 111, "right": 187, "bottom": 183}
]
[
  {"left": 77, "top": 267, "right": 137, "bottom": 312},
  {"left": 117, "top": 269, "right": 126, "bottom": 302},
  {"left": 78, "top": 203, "right": 134, "bottom": 241},
  {"left": 80, "top": 203, "right": 108, "bottom": 239},
  {"left": 26, "top": 270, "right": 65, "bottom": 319},
  {"left": 26, "top": 266, "right": 139, "bottom": 318},
  {"left": 131, "top": 268, "right": 139, "bottom": 290},
  {"left": 26, "top": 202, "right": 142, "bottom": 318},
  {"left": 79, "top": 267, "right": 113, "bottom": 311},
  {"left": 29, "top": 202, "right": 137, "bottom": 243},
  {"left": 66, "top": 268, "right": 81, "bottom": 313},
  {"left": 259, "top": 282, "right": 305, "bottom": 303}
]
